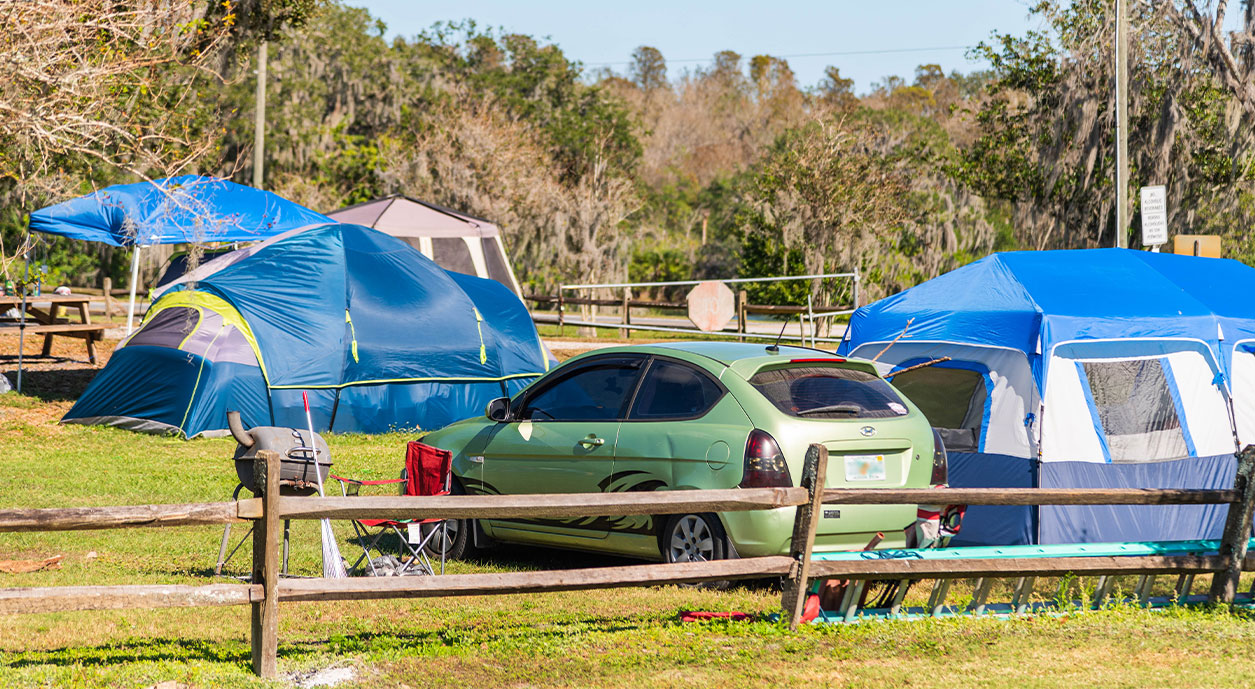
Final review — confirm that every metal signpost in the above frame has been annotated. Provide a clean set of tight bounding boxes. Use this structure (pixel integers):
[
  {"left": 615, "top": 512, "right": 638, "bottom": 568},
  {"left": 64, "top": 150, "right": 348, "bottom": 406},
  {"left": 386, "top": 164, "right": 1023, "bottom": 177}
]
[{"left": 1140, "top": 185, "right": 1168, "bottom": 251}]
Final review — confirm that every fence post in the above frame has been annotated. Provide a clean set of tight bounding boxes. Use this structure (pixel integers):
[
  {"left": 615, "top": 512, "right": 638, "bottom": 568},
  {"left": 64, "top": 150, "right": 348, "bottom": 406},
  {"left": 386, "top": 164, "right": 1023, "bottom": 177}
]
[
  {"left": 102, "top": 278, "right": 113, "bottom": 316},
  {"left": 781, "top": 443, "right": 828, "bottom": 629},
  {"left": 620, "top": 287, "right": 631, "bottom": 339},
  {"left": 556, "top": 292, "right": 564, "bottom": 337},
  {"left": 1209, "top": 445, "right": 1255, "bottom": 604},
  {"left": 250, "top": 450, "right": 281, "bottom": 677},
  {"left": 737, "top": 290, "right": 747, "bottom": 343}
]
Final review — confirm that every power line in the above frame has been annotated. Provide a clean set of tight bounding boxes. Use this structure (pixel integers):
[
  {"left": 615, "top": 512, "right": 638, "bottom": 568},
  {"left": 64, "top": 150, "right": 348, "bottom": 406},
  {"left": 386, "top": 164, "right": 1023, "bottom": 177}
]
[{"left": 583, "top": 45, "right": 974, "bottom": 68}]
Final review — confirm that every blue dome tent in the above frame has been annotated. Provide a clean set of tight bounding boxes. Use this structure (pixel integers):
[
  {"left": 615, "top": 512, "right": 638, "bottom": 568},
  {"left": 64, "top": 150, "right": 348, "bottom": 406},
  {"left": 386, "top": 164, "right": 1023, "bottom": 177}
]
[
  {"left": 840, "top": 249, "right": 1255, "bottom": 546},
  {"left": 63, "top": 224, "right": 550, "bottom": 436}
]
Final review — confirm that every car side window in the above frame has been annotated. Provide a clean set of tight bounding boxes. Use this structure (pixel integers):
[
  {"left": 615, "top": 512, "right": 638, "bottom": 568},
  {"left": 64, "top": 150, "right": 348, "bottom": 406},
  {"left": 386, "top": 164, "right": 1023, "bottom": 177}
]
[
  {"left": 518, "top": 361, "right": 643, "bottom": 422},
  {"left": 628, "top": 359, "right": 724, "bottom": 420}
]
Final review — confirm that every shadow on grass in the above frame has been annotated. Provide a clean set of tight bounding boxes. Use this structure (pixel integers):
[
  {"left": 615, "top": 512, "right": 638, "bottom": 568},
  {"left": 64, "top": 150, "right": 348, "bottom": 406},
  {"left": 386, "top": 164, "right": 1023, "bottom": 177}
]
[
  {"left": 0, "top": 367, "right": 100, "bottom": 403},
  {"left": 3, "top": 619, "right": 664, "bottom": 670},
  {"left": 2, "top": 637, "right": 251, "bottom": 669},
  {"left": 200, "top": 537, "right": 783, "bottom": 591}
]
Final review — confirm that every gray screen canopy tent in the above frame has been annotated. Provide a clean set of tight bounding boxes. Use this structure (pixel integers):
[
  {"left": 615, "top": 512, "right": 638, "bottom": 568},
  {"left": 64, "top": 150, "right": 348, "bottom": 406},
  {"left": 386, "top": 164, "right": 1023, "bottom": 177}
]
[{"left": 326, "top": 196, "right": 524, "bottom": 297}]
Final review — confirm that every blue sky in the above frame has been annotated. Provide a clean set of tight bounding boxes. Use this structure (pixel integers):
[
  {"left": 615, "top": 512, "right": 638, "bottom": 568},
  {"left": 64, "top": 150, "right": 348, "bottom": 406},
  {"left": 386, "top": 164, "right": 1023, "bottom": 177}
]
[{"left": 352, "top": 1, "right": 1044, "bottom": 93}]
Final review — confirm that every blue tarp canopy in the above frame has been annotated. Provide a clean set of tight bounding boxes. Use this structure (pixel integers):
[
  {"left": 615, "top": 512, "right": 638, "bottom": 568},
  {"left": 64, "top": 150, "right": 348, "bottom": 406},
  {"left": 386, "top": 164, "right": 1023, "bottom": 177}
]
[
  {"left": 63, "top": 223, "right": 551, "bottom": 435},
  {"left": 28, "top": 175, "right": 331, "bottom": 246},
  {"left": 841, "top": 249, "right": 1255, "bottom": 546},
  {"left": 844, "top": 249, "right": 1255, "bottom": 388}
]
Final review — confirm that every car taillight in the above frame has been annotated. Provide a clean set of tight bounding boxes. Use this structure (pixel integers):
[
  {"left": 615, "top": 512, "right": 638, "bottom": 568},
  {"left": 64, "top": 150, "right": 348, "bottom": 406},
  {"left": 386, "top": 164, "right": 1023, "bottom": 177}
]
[
  {"left": 740, "top": 429, "right": 792, "bottom": 488},
  {"left": 930, "top": 428, "right": 948, "bottom": 486}
]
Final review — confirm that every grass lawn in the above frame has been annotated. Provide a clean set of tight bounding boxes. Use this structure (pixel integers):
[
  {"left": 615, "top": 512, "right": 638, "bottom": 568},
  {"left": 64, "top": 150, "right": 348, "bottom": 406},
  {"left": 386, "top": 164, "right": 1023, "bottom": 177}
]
[{"left": 2, "top": 337, "right": 1255, "bottom": 687}]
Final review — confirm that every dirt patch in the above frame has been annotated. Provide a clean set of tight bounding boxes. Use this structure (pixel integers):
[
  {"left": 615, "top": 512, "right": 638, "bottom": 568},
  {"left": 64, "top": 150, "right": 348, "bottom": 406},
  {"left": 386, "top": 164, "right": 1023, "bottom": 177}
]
[{"left": 0, "top": 333, "right": 119, "bottom": 402}]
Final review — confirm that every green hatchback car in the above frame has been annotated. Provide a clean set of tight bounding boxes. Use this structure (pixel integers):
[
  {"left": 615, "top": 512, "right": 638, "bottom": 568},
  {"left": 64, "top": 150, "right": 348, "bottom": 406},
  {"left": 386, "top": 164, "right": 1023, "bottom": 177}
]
[{"left": 422, "top": 341, "right": 945, "bottom": 563}]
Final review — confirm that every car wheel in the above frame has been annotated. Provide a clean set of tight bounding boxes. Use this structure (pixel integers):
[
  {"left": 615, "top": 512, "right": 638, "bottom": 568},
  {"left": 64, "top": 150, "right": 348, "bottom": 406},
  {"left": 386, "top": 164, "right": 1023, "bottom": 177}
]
[
  {"left": 661, "top": 513, "right": 731, "bottom": 589},
  {"left": 419, "top": 482, "right": 475, "bottom": 561},
  {"left": 418, "top": 518, "right": 469, "bottom": 561}
]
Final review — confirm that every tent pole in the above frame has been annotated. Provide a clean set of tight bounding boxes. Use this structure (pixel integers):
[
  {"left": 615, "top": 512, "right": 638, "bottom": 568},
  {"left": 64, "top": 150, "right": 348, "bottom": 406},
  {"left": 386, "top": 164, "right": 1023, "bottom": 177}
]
[{"left": 125, "top": 246, "right": 141, "bottom": 336}]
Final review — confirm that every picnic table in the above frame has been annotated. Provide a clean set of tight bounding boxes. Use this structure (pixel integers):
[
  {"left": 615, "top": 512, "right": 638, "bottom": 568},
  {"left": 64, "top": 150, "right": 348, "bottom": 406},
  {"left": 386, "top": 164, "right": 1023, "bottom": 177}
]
[{"left": 0, "top": 295, "right": 106, "bottom": 364}]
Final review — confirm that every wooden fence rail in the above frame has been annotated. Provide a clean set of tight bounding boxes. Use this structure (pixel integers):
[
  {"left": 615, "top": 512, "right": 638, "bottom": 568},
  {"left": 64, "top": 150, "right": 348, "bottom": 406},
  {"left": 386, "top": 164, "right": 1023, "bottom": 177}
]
[
  {"left": 2, "top": 444, "right": 1254, "bottom": 679},
  {"left": 0, "top": 502, "right": 247, "bottom": 532}
]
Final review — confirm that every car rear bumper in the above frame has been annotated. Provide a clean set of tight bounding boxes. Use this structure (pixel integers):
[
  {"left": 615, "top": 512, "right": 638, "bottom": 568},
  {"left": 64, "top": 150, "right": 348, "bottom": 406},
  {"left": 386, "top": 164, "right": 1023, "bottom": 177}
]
[{"left": 722, "top": 506, "right": 912, "bottom": 558}]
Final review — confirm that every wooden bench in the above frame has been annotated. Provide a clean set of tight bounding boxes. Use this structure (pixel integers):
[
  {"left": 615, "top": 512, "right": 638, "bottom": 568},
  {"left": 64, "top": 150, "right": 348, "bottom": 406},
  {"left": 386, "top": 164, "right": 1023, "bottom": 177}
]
[{"left": 0, "top": 295, "right": 106, "bottom": 364}]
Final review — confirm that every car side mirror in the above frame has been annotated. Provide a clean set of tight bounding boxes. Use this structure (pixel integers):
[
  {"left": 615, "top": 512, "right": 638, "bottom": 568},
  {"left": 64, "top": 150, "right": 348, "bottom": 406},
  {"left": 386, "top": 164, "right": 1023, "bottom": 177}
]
[{"left": 485, "top": 397, "right": 511, "bottom": 423}]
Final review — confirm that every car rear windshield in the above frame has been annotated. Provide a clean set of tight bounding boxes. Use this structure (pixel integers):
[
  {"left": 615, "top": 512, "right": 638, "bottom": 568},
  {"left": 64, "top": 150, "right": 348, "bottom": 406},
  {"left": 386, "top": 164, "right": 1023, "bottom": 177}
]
[{"left": 748, "top": 365, "right": 910, "bottom": 420}]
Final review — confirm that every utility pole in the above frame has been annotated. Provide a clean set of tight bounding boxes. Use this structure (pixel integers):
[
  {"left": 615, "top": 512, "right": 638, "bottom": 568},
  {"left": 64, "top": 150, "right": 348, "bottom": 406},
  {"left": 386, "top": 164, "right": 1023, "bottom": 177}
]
[
  {"left": 252, "top": 41, "right": 268, "bottom": 190},
  {"left": 1115, "top": 0, "right": 1129, "bottom": 248}
]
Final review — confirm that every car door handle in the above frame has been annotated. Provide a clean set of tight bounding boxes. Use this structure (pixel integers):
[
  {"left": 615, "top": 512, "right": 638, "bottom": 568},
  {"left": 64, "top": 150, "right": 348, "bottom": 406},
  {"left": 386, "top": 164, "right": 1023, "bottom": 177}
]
[{"left": 578, "top": 435, "right": 605, "bottom": 447}]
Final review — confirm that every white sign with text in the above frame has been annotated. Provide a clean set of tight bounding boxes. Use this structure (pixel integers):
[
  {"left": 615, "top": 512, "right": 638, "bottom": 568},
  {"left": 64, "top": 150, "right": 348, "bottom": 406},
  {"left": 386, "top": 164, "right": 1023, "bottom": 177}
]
[{"left": 1140, "top": 185, "right": 1168, "bottom": 247}]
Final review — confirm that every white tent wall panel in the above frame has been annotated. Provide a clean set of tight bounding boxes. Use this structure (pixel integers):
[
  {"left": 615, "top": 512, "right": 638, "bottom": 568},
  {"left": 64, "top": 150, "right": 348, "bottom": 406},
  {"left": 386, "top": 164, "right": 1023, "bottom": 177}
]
[
  {"left": 1042, "top": 358, "right": 1108, "bottom": 463},
  {"left": 1165, "top": 351, "right": 1237, "bottom": 457},
  {"left": 978, "top": 349, "right": 1038, "bottom": 458},
  {"left": 1232, "top": 348, "right": 1255, "bottom": 446},
  {"left": 848, "top": 341, "right": 1038, "bottom": 459},
  {"left": 465, "top": 237, "right": 489, "bottom": 280}
]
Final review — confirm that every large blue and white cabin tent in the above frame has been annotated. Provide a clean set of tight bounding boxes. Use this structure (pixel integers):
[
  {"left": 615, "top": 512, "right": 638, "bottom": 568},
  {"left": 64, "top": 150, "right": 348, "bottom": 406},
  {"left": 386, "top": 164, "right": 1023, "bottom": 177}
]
[
  {"left": 840, "top": 249, "right": 1255, "bottom": 545},
  {"left": 63, "top": 223, "right": 550, "bottom": 436}
]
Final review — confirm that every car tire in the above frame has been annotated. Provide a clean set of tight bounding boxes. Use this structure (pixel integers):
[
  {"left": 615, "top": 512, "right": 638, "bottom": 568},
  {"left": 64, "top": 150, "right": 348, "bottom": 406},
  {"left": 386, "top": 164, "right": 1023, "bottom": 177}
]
[
  {"left": 419, "top": 481, "right": 475, "bottom": 561},
  {"left": 660, "top": 513, "right": 731, "bottom": 590}
]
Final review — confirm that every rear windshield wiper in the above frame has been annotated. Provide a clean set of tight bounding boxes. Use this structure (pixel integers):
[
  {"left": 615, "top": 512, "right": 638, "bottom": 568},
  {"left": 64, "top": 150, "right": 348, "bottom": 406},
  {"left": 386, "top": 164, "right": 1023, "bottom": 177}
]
[{"left": 797, "top": 403, "right": 862, "bottom": 416}]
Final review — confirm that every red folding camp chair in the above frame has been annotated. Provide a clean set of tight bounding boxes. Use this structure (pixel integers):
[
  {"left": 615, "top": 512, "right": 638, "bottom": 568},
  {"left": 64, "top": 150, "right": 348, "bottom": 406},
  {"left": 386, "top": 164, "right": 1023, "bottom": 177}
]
[{"left": 331, "top": 441, "right": 453, "bottom": 576}]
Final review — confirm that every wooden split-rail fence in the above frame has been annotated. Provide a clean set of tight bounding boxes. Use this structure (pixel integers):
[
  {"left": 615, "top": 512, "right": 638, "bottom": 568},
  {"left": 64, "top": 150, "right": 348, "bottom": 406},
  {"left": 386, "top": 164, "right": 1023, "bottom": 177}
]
[{"left": 2, "top": 446, "right": 1254, "bottom": 678}]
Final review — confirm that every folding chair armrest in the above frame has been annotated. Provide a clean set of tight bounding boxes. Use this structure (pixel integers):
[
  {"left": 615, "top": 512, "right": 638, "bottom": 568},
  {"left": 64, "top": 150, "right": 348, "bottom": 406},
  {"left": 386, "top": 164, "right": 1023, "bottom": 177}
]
[
  {"left": 330, "top": 474, "right": 408, "bottom": 497},
  {"left": 329, "top": 475, "right": 405, "bottom": 486},
  {"left": 356, "top": 478, "right": 407, "bottom": 486}
]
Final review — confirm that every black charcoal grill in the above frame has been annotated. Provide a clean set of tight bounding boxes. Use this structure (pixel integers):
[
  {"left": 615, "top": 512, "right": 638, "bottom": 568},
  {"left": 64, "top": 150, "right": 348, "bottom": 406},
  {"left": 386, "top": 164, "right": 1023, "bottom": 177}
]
[{"left": 227, "top": 410, "right": 331, "bottom": 496}]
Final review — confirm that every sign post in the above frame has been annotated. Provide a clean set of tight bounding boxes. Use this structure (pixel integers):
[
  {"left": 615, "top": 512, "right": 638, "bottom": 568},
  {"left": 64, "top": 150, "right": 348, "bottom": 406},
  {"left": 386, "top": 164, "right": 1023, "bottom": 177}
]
[{"left": 1139, "top": 185, "right": 1168, "bottom": 251}]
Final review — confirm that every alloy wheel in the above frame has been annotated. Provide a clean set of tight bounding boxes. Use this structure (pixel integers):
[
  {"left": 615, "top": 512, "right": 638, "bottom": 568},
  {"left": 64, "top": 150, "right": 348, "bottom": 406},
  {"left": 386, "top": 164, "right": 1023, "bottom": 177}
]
[{"left": 668, "top": 514, "right": 715, "bottom": 562}]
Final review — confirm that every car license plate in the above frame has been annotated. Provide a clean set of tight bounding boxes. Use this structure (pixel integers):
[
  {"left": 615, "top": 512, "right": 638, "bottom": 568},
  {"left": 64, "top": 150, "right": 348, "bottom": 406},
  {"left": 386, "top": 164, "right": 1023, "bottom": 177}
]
[{"left": 845, "top": 454, "right": 886, "bottom": 481}]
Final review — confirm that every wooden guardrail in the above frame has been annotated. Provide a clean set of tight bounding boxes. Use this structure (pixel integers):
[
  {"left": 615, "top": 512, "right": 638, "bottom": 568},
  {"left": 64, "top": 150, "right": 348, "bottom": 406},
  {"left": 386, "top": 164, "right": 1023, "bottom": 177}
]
[{"left": 1, "top": 445, "right": 1253, "bottom": 678}]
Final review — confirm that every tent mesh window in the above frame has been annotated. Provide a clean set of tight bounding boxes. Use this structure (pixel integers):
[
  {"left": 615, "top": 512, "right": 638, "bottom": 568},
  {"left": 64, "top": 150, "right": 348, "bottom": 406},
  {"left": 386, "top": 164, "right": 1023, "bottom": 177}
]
[
  {"left": 125, "top": 307, "right": 201, "bottom": 349},
  {"left": 432, "top": 237, "right": 476, "bottom": 276},
  {"left": 890, "top": 366, "right": 986, "bottom": 452},
  {"left": 482, "top": 238, "right": 514, "bottom": 289},
  {"left": 749, "top": 366, "right": 908, "bottom": 420},
  {"left": 1081, "top": 358, "right": 1188, "bottom": 462}
]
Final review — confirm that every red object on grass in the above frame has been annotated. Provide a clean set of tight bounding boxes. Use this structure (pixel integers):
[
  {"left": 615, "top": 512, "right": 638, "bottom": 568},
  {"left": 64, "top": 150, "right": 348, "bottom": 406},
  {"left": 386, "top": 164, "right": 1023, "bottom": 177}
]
[{"left": 801, "top": 593, "right": 822, "bottom": 623}]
